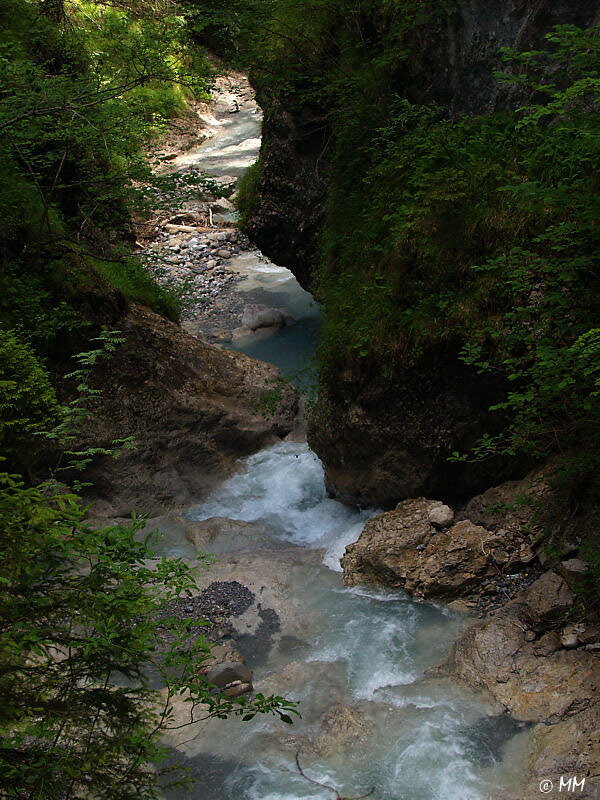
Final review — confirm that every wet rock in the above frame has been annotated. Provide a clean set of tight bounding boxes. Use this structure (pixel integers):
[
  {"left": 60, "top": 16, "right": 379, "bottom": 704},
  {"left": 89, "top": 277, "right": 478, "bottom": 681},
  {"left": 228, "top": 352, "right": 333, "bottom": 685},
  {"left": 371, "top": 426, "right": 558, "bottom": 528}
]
[
  {"left": 518, "top": 706, "right": 600, "bottom": 800},
  {"left": 309, "top": 702, "right": 375, "bottom": 757},
  {"left": 205, "top": 661, "right": 252, "bottom": 689},
  {"left": 241, "top": 304, "right": 293, "bottom": 331},
  {"left": 149, "top": 580, "right": 256, "bottom": 651},
  {"left": 199, "top": 643, "right": 246, "bottom": 672},
  {"left": 440, "top": 573, "right": 597, "bottom": 724},
  {"left": 185, "top": 516, "right": 276, "bottom": 554},
  {"left": 342, "top": 498, "right": 497, "bottom": 598}
]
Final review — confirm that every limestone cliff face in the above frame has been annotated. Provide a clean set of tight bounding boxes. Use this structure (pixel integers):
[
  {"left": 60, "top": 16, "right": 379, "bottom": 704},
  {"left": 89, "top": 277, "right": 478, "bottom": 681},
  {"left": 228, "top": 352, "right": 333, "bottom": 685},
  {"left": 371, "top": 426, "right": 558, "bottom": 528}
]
[
  {"left": 307, "top": 344, "right": 516, "bottom": 507},
  {"left": 242, "top": 98, "right": 329, "bottom": 290},
  {"left": 245, "top": 0, "right": 599, "bottom": 507}
]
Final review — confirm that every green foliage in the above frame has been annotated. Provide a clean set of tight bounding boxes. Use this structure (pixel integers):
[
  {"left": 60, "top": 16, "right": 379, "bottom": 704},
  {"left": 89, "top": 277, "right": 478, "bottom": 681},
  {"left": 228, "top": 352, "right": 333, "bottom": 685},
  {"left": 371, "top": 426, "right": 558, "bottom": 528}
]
[
  {"left": 245, "top": 6, "right": 600, "bottom": 490},
  {"left": 91, "top": 254, "right": 180, "bottom": 321},
  {"left": 0, "top": 5, "right": 305, "bottom": 798},
  {"left": 0, "top": 329, "right": 59, "bottom": 472},
  {"left": 579, "top": 535, "right": 600, "bottom": 602},
  {"left": 236, "top": 156, "right": 264, "bottom": 226},
  {"left": 0, "top": 475, "right": 298, "bottom": 800},
  {"left": 43, "top": 329, "right": 137, "bottom": 484},
  {"left": 0, "top": 0, "right": 215, "bottom": 364},
  {"left": 0, "top": 333, "right": 299, "bottom": 799},
  {"left": 454, "top": 27, "right": 600, "bottom": 487}
]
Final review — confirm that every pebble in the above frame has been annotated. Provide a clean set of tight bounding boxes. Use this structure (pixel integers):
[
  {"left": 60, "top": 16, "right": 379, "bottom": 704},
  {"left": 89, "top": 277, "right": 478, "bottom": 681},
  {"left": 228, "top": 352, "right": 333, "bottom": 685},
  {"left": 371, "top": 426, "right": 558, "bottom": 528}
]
[{"left": 560, "top": 633, "right": 579, "bottom": 649}]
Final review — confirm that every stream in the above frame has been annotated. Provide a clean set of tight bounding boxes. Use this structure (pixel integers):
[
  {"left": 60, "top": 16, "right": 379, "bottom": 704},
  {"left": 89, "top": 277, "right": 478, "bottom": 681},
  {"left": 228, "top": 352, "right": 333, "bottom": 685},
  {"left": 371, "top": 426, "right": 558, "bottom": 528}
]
[{"left": 159, "top": 77, "right": 530, "bottom": 800}]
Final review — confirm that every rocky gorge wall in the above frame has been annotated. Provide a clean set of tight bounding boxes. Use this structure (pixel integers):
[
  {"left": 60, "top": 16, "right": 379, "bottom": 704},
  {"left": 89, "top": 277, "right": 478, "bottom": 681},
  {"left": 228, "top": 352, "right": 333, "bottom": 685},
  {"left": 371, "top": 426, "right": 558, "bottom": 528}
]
[
  {"left": 68, "top": 282, "right": 298, "bottom": 520},
  {"left": 248, "top": 1, "right": 599, "bottom": 289},
  {"left": 244, "top": 0, "right": 600, "bottom": 509}
]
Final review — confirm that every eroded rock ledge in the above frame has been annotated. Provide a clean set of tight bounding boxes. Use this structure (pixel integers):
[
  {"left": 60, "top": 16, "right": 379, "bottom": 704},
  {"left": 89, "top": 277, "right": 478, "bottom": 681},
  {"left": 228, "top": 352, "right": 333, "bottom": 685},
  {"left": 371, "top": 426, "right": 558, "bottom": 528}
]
[{"left": 77, "top": 301, "right": 298, "bottom": 517}]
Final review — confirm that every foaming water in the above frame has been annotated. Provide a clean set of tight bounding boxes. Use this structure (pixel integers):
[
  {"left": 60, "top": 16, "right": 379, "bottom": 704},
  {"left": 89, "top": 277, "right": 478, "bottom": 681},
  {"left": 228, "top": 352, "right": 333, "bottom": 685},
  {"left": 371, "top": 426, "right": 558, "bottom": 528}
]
[
  {"left": 188, "top": 441, "right": 372, "bottom": 550},
  {"left": 180, "top": 443, "right": 528, "bottom": 800}
]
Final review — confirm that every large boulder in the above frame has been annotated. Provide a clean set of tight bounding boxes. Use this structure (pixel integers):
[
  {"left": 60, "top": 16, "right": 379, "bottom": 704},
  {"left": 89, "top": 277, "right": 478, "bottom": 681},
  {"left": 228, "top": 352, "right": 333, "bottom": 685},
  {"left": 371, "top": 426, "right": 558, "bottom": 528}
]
[
  {"left": 205, "top": 661, "right": 252, "bottom": 689},
  {"left": 441, "top": 572, "right": 600, "bottom": 799},
  {"left": 519, "top": 707, "right": 600, "bottom": 800},
  {"left": 459, "top": 464, "right": 598, "bottom": 572},
  {"left": 241, "top": 304, "right": 293, "bottom": 331},
  {"left": 523, "top": 571, "right": 574, "bottom": 627},
  {"left": 439, "top": 573, "right": 598, "bottom": 724},
  {"left": 308, "top": 347, "right": 516, "bottom": 507},
  {"left": 79, "top": 304, "right": 298, "bottom": 516},
  {"left": 341, "top": 497, "right": 532, "bottom": 599},
  {"left": 308, "top": 702, "right": 375, "bottom": 757}
]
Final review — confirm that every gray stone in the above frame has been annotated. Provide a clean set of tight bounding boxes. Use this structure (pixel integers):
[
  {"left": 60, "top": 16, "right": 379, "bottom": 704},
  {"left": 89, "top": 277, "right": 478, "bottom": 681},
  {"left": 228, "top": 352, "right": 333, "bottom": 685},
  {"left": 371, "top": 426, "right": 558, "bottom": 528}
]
[
  {"left": 579, "top": 626, "right": 600, "bottom": 646},
  {"left": 525, "top": 572, "right": 573, "bottom": 627},
  {"left": 211, "top": 198, "right": 235, "bottom": 213},
  {"left": 205, "top": 661, "right": 252, "bottom": 689},
  {"left": 561, "top": 558, "right": 588, "bottom": 579},
  {"left": 428, "top": 503, "right": 454, "bottom": 528},
  {"left": 241, "top": 304, "right": 292, "bottom": 331},
  {"left": 534, "top": 631, "right": 561, "bottom": 657},
  {"left": 560, "top": 633, "right": 579, "bottom": 649},
  {"left": 217, "top": 248, "right": 232, "bottom": 258}
]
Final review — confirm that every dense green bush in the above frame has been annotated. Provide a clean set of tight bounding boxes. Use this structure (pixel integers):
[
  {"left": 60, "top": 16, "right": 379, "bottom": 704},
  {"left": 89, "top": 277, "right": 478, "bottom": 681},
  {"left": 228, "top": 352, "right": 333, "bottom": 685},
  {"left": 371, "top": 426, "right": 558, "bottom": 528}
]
[
  {"left": 316, "top": 25, "right": 600, "bottom": 488},
  {"left": 0, "top": 329, "right": 59, "bottom": 473},
  {"left": 0, "top": 0, "right": 213, "bottom": 367},
  {"left": 0, "top": 332, "right": 298, "bottom": 800}
]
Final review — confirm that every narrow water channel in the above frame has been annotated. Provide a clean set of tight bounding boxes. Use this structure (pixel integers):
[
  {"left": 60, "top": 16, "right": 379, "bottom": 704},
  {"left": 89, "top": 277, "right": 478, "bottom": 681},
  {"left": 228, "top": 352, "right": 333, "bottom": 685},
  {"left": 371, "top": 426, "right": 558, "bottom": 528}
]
[{"left": 162, "top": 77, "right": 530, "bottom": 800}]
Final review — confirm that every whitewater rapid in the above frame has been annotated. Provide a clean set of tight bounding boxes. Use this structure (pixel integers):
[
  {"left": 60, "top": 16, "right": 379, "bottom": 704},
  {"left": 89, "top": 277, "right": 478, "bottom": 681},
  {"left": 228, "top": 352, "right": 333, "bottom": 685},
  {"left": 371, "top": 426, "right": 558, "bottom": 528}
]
[{"left": 179, "top": 442, "right": 528, "bottom": 800}]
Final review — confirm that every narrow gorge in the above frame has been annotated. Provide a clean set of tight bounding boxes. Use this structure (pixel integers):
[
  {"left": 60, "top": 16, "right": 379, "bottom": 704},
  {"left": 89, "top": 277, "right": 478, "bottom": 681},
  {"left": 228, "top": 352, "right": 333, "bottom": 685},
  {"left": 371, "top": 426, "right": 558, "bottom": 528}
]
[
  {"left": 1, "top": 2, "right": 599, "bottom": 800},
  {"left": 140, "top": 65, "right": 598, "bottom": 799}
]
